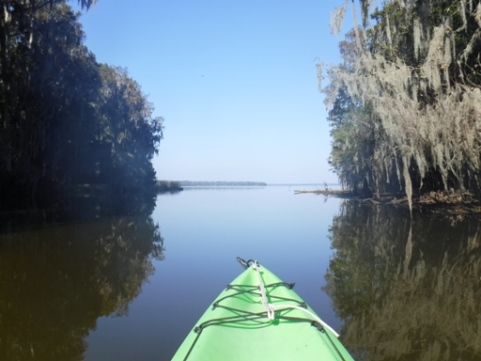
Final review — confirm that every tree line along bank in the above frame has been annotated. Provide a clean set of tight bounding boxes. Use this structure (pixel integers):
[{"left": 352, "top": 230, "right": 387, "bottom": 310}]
[{"left": 0, "top": 1, "right": 163, "bottom": 211}]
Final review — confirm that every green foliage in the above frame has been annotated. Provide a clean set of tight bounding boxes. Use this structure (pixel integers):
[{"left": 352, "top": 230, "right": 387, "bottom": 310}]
[
  {"left": 324, "top": 0, "right": 481, "bottom": 208},
  {"left": 0, "top": 1, "right": 163, "bottom": 210},
  {"left": 328, "top": 87, "right": 376, "bottom": 195},
  {"left": 96, "top": 64, "right": 163, "bottom": 191}
]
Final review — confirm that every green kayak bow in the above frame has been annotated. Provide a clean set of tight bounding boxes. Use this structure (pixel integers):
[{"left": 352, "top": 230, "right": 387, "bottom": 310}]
[{"left": 172, "top": 258, "right": 354, "bottom": 361}]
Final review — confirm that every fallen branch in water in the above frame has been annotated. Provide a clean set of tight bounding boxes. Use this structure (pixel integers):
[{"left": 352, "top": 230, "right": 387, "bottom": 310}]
[{"left": 294, "top": 189, "right": 351, "bottom": 197}]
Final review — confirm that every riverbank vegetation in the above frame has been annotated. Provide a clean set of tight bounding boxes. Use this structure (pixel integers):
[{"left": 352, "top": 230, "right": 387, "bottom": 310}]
[
  {"left": 0, "top": 1, "right": 163, "bottom": 212},
  {"left": 322, "top": 0, "right": 481, "bottom": 211}
]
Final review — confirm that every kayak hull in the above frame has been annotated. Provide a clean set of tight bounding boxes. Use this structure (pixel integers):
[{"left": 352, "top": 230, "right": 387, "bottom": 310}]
[{"left": 172, "top": 260, "right": 354, "bottom": 361}]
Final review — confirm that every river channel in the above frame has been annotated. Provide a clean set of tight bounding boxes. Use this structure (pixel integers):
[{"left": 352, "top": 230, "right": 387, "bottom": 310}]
[{"left": 1, "top": 185, "right": 480, "bottom": 360}]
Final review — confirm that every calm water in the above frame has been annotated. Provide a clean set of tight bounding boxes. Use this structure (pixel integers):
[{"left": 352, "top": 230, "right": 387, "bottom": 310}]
[{"left": 1, "top": 185, "right": 480, "bottom": 360}]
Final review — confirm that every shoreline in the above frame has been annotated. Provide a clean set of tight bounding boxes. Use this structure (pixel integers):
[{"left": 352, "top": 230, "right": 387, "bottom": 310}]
[{"left": 294, "top": 188, "right": 481, "bottom": 215}]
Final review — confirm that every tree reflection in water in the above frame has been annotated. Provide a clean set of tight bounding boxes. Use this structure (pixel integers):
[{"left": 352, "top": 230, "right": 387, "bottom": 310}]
[
  {"left": 325, "top": 200, "right": 481, "bottom": 361},
  {"left": 0, "top": 206, "right": 163, "bottom": 361}
]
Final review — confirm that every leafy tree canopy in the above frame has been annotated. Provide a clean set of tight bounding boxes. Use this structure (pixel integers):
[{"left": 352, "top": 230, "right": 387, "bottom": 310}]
[{"left": 0, "top": 1, "right": 163, "bottom": 211}]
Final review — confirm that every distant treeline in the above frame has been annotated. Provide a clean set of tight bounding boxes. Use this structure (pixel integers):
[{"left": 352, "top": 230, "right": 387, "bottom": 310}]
[
  {"left": 0, "top": 1, "right": 163, "bottom": 211},
  {"left": 179, "top": 181, "right": 267, "bottom": 187},
  {"left": 155, "top": 180, "right": 267, "bottom": 193}
]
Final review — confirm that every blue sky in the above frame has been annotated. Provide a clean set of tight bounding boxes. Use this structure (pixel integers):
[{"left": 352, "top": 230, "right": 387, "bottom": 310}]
[{"left": 76, "top": 0, "right": 351, "bottom": 184}]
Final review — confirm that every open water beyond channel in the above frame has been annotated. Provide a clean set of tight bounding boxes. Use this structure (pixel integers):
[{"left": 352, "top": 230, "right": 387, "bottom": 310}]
[{"left": 1, "top": 185, "right": 481, "bottom": 360}]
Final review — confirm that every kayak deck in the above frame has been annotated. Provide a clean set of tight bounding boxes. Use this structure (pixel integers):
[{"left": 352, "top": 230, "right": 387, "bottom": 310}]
[{"left": 172, "top": 258, "right": 354, "bottom": 361}]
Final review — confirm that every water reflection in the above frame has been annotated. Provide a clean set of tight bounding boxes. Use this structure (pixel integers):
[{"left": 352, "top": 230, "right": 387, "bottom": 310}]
[
  {"left": 0, "top": 214, "right": 163, "bottom": 361},
  {"left": 325, "top": 200, "right": 481, "bottom": 360}
]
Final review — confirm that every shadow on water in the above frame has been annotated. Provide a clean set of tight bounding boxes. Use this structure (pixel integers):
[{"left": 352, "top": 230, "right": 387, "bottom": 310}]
[
  {"left": 325, "top": 200, "right": 481, "bottom": 360},
  {"left": 0, "top": 195, "right": 164, "bottom": 361}
]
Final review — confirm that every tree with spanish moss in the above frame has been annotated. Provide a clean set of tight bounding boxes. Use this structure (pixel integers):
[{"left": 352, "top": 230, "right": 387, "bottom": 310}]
[{"left": 324, "top": 0, "right": 481, "bottom": 211}]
